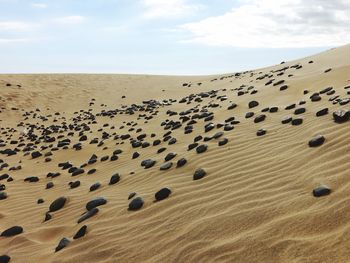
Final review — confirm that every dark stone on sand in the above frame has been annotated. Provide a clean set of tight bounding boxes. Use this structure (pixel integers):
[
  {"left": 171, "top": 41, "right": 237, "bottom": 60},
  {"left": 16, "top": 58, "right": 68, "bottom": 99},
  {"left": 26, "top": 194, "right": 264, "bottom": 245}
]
[
  {"left": 44, "top": 212, "right": 52, "bottom": 222},
  {"left": 31, "top": 151, "right": 42, "bottom": 159},
  {"left": 245, "top": 112, "right": 254, "bottom": 118},
  {"left": 294, "top": 108, "right": 306, "bottom": 115},
  {"left": 256, "top": 129, "right": 266, "bottom": 136},
  {"left": 128, "top": 197, "right": 144, "bottom": 211},
  {"left": 218, "top": 138, "right": 228, "bottom": 146},
  {"left": 70, "top": 181, "right": 80, "bottom": 189},
  {"left": 73, "top": 225, "right": 87, "bottom": 239},
  {"left": 316, "top": 108, "right": 328, "bottom": 117},
  {"left": 196, "top": 144, "right": 208, "bottom": 154},
  {"left": 285, "top": 104, "right": 296, "bottom": 110},
  {"left": 49, "top": 197, "right": 67, "bottom": 212},
  {"left": 87, "top": 168, "right": 96, "bottom": 175},
  {"left": 141, "top": 159, "right": 156, "bottom": 169},
  {"left": 193, "top": 168, "right": 206, "bottom": 180},
  {"left": 291, "top": 118, "right": 303, "bottom": 125},
  {"left": 0, "top": 192, "right": 7, "bottom": 200},
  {"left": 310, "top": 93, "right": 321, "bottom": 102},
  {"left": 72, "top": 168, "right": 84, "bottom": 176},
  {"left": 0, "top": 174, "right": 9, "bottom": 181},
  {"left": 188, "top": 143, "right": 198, "bottom": 151},
  {"left": 132, "top": 152, "right": 140, "bottom": 159},
  {"left": 176, "top": 158, "right": 187, "bottom": 168},
  {"left": 109, "top": 174, "right": 120, "bottom": 185},
  {"left": 55, "top": 237, "right": 70, "bottom": 252},
  {"left": 281, "top": 116, "right": 292, "bottom": 124},
  {"left": 160, "top": 162, "right": 172, "bottom": 170},
  {"left": 155, "top": 187, "right": 171, "bottom": 201},
  {"left": 313, "top": 185, "right": 331, "bottom": 197},
  {"left": 308, "top": 135, "right": 325, "bottom": 147},
  {"left": 254, "top": 114, "right": 266, "bottom": 123},
  {"left": 86, "top": 197, "right": 107, "bottom": 210},
  {"left": 128, "top": 192, "right": 136, "bottom": 200},
  {"left": 90, "top": 182, "right": 101, "bottom": 192},
  {"left": 1, "top": 226, "right": 23, "bottom": 237},
  {"left": 333, "top": 110, "right": 350, "bottom": 123},
  {"left": 37, "top": 198, "right": 44, "bottom": 204},
  {"left": 46, "top": 182, "right": 54, "bottom": 189},
  {"left": 0, "top": 255, "right": 10, "bottom": 263},
  {"left": 24, "top": 176, "right": 39, "bottom": 183},
  {"left": 248, "top": 101, "right": 259, "bottom": 108},
  {"left": 78, "top": 207, "right": 99, "bottom": 223}
]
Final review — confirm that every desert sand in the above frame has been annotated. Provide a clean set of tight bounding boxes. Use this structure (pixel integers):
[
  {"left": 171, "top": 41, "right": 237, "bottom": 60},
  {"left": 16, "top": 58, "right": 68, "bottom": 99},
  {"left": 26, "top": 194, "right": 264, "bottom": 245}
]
[{"left": 1, "top": 44, "right": 350, "bottom": 263}]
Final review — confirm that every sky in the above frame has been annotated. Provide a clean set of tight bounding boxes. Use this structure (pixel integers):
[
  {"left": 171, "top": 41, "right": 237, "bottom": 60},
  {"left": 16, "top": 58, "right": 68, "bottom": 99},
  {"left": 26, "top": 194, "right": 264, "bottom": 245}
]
[{"left": 0, "top": 0, "right": 349, "bottom": 75}]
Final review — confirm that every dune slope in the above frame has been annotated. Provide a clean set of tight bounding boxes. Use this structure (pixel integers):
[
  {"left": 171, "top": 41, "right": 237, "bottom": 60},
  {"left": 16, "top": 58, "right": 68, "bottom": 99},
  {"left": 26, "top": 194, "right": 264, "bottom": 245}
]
[{"left": 1, "top": 45, "right": 350, "bottom": 263}]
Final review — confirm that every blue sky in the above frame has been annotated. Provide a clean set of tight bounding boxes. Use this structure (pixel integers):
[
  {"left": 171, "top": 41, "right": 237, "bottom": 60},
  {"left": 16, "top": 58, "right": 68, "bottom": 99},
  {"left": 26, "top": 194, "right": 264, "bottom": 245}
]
[{"left": 0, "top": 0, "right": 349, "bottom": 75}]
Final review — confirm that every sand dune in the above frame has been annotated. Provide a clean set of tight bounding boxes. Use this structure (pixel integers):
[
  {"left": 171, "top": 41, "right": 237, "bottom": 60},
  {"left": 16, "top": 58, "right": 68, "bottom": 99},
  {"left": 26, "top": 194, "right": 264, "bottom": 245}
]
[{"left": 1, "top": 44, "right": 350, "bottom": 262}]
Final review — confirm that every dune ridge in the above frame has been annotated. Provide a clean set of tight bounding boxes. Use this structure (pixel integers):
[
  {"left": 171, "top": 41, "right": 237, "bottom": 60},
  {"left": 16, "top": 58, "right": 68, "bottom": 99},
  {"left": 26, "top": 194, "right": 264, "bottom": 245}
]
[{"left": 0, "top": 45, "right": 350, "bottom": 262}]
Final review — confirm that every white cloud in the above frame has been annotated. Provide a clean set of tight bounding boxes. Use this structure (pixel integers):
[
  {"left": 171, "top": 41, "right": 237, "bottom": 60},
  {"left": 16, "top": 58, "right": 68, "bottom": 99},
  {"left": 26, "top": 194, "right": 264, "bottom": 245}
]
[
  {"left": 142, "top": 0, "right": 202, "bottom": 19},
  {"left": 31, "top": 3, "right": 47, "bottom": 8},
  {"left": 0, "top": 21, "right": 36, "bottom": 31},
  {"left": 0, "top": 38, "right": 32, "bottom": 44},
  {"left": 54, "top": 15, "right": 86, "bottom": 25},
  {"left": 180, "top": 0, "right": 350, "bottom": 48}
]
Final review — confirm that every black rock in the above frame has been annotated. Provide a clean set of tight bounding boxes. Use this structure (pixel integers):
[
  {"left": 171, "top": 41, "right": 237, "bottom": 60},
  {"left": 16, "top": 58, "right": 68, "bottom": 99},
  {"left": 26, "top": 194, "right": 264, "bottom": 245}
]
[
  {"left": 254, "top": 114, "right": 266, "bottom": 123},
  {"left": 73, "top": 225, "right": 87, "bottom": 239},
  {"left": 86, "top": 197, "right": 107, "bottom": 210},
  {"left": 155, "top": 187, "right": 171, "bottom": 201},
  {"left": 281, "top": 116, "right": 292, "bottom": 124},
  {"left": 313, "top": 185, "right": 331, "bottom": 197},
  {"left": 132, "top": 152, "right": 140, "bottom": 159},
  {"left": 333, "top": 110, "right": 350, "bottom": 123},
  {"left": 165, "top": 153, "right": 177, "bottom": 162},
  {"left": 141, "top": 159, "right": 156, "bottom": 169},
  {"left": 128, "top": 192, "right": 136, "bottom": 200},
  {"left": 0, "top": 255, "right": 10, "bottom": 263},
  {"left": 218, "top": 138, "right": 228, "bottom": 146},
  {"left": 256, "top": 129, "right": 266, "bottom": 136},
  {"left": 176, "top": 158, "right": 187, "bottom": 168},
  {"left": 308, "top": 135, "right": 325, "bottom": 147},
  {"left": 294, "top": 108, "right": 306, "bottom": 115},
  {"left": 1, "top": 226, "right": 23, "bottom": 237},
  {"left": 89, "top": 182, "right": 101, "bottom": 192},
  {"left": 70, "top": 181, "right": 80, "bottom": 189},
  {"left": 128, "top": 197, "right": 144, "bottom": 211},
  {"left": 316, "top": 108, "right": 328, "bottom": 117},
  {"left": 291, "top": 118, "right": 303, "bottom": 125},
  {"left": 78, "top": 207, "right": 99, "bottom": 223},
  {"left": 31, "top": 151, "right": 42, "bottom": 159},
  {"left": 49, "top": 197, "right": 67, "bottom": 212},
  {"left": 55, "top": 237, "right": 70, "bottom": 252},
  {"left": 196, "top": 144, "right": 208, "bottom": 154},
  {"left": 0, "top": 192, "right": 7, "bottom": 200},
  {"left": 193, "top": 168, "right": 206, "bottom": 180},
  {"left": 245, "top": 112, "right": 254, "bottom": 118},
  {"left": 44, "top": 212, "right": 52, "bottom": 222},
  {"left": 87, "top": 168, "right": 96, "bottom": 175},
  {"left": 72, "top": 168, "right": 84, "bottom": 176},
  {"left": 160, "top": 162, "right": 172, "bottom": 170},
  {"left": 248, "top": 101, "right": 259, "bottom": 108},
  {"left": 109, "top": 174, "right": 120, "bottom": 185}
]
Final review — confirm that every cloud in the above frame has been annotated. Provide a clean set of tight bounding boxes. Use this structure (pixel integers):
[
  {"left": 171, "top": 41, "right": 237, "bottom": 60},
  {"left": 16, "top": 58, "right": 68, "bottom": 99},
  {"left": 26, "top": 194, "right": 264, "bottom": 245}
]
[
  {"left": 54, "top": 15, "right": 86, "bottom": 25},
  {"left": 31, "top": 3, "right": 47, "bottom": 8},
  {"left": 0, "top": 38, "right": 33, "bottom": 44},
  {"left": 142, "top": 0, "right": 202, "bottom": 19},
  {"left": 0, "top": 21, "right": 36, "bottom": 31},
  {"left": 180, "top": 0, "right": 350, "bottom": 48}
]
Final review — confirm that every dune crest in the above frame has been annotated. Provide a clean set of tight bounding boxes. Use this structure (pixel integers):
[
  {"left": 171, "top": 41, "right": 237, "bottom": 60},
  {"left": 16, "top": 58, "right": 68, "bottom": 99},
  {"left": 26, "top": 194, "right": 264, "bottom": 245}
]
[{"left": 1, "top": 45, "right": 350, "bottom": 262}]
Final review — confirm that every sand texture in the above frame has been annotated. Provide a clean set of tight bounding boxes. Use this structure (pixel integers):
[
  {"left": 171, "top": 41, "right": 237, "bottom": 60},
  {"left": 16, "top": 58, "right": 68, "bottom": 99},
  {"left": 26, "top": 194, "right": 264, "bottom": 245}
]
[{"left": 1, "top": 45, "right": 350, "bottom": 262}]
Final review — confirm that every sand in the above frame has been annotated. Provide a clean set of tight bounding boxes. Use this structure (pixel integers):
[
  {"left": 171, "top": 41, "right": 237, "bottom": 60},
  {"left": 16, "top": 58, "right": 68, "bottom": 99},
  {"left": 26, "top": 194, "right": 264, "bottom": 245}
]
[{"left": 1, "top": 44, "right": 350, "bottom": 262}]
